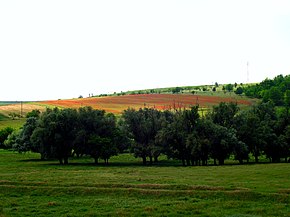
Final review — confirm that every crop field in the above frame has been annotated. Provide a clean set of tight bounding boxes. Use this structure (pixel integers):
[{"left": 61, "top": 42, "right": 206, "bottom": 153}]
[
  {"left": 0, "top": 103, "right": 46, "bottom": 117},
  {"left": 0, "top": 93, "right": 255, "bottom": 130},
  {"left": 39, "top": 94, "right": 254, "bottom": 114},
  {"left": 0, "top": 150, "right": 289, "bottom": 217}
]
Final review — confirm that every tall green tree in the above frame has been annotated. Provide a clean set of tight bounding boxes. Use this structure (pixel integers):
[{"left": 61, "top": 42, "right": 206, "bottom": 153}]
[
  {"left": 123, "top": 108, "right": 163, "bottom": 165},
  {"left": 210, "top": 102, "right": 239, "bottom": 128},
  {"left": 158, "top": 107, "right": 199, "bottom": 166}
]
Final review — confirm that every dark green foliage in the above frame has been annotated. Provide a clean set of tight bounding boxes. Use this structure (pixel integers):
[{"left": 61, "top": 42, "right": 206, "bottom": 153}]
[
  {"left": 8, "top": 100, "right": 290, "bottom": 166},
  {"left": 26, "top": 109, "right": 41, "bottom": 118},
  {"left": 244, "top": 74, "right": 290, "bottom": 106},
  {"left": 11, "top": 107, "right": 124, "bottom": 165},
  {"left": 172, "top": 87, "right": 183, "bottom": 94},
  {"left": 3, "top": 130, "right": 20, "bottom": 149},
  {"left": 158, "top": 107, "right": 198, "bottom": 166},
  {"left": 123, "top": 108, "right": 164, "bottom": 165},
  {"left": 210, "top": 102, "right": 239, "bottom": 128},
  {"left": 234, "top": 86, "right": 243, "bottom": 95},
  {"left": 12, "top": 117, "right": 39, "bottom": 153},
  {"left": 0, "top": 127, "right": 14, "bottom": 148},
  {"left": 225, "top": 84, "right": 234, "bottom": 92}
]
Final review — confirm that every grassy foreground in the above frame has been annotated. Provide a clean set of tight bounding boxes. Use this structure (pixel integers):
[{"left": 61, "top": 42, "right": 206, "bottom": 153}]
[{"left": 0, "top": 150, "right": 289, "bottom": 217}]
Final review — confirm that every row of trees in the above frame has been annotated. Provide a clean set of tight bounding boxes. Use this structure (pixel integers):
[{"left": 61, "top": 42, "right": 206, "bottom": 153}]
[
  {"left": 123, "top": 102, "right": 290, "bottom": 165},
  {"left": 5, "top": 107, "right": 127, "bottom": 164},
  {"left": 3, "top": 101, "right": 290, "bottom": 165}
]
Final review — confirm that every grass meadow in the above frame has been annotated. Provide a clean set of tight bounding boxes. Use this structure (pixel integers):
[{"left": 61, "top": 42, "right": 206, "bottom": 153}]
[
  {"left": 0, "top": 114, "right": 26, "bottom": 130},
  {"left": 0, "top": 150, "right": 289, "bottom": 217}
]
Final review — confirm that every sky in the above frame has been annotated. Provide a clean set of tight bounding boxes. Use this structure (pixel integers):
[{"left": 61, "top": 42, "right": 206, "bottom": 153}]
[{"left": 1, "top": 0, "right": 290, "bottom": 101}]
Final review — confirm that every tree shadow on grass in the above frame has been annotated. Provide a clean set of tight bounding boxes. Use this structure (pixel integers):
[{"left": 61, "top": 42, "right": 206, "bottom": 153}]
[{"left": 18, "top": 157, "right": 288, "bottom": 168}]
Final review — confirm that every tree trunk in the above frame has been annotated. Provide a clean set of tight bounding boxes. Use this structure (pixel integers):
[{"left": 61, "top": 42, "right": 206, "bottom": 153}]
[
  {"left": 181, "top": 158, "right": 186, "bottom": 166},
  {"left": 255, "top": 154, "right": 259, "bottom": 163},
  {"left": 214, "top": 158, "right": 217, "bottom": 166},
  {"left": 40, "top": 153, "right": 46, "bottom": 160},
  {"left": 142, "top": 156, "right": 147, "bottom": 165},
  {"left": 154, "top": 156, "right": 158, "bottom": 163},
  {"left": 59, "top": 158, "right": 63, "bottom": 165},
  {"left": 149, "top": 156, "right": 153, "bottom": 165},
  {"left": 218, "top": 158, "right": 224, "bottom": 165},
  {"left": 64, "top": 157, "right": 69, "bottom": 165},
  {"left": 94, "top": 157, "right": 98, "bottom": 164},
  {"left": 191, "top": 157, "right": 195, "bottom": 166},
  {"left": 186, "top": 158, "right": 191, "bottom": 166}
]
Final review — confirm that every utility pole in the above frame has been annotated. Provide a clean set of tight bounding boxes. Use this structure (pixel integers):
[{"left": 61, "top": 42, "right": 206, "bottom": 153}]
[{"left": 20, "top": 101, "right": 23, "bottom": 117}]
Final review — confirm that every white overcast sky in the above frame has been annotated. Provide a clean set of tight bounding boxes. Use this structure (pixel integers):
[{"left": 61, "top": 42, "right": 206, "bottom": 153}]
[{"left": 1, "top": 0, "right": 290, "bottom": 101}]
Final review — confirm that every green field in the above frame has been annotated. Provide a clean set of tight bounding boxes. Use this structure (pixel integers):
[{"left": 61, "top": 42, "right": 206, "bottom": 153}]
[
  {"left": 0, "top": 113, "right": 25, "bottom": 130},
  {"left": 0, "top": 150, "right": 289, "bottom": 217}
]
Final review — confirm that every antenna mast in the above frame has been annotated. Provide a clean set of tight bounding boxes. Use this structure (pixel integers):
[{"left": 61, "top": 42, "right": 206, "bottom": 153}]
[{"left": 247, "top": 61, "right": 249, "bottom": 83}]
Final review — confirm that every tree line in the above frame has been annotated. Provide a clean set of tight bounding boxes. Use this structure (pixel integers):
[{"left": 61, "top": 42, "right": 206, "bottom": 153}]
[
  {"left": 2, "top": 101, "right": 290, "bottom": 165},
  {"left": 244, "top": 74, "right": 290, "bottom": 106}
]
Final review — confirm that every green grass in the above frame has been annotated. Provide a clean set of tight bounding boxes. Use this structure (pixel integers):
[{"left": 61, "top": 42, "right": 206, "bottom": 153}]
[
  {"left": 0, "top": 119, "right": 26, "bottom": 130},
  {"left": 0, "top": 112, "right": 25, "bottom": 130},
  {"left": 0, "top": 150, "right": 289, "bottom": 216}
]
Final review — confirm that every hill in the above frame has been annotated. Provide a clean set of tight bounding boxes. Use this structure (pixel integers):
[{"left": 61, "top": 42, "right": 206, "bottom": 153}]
[
  {"left": 38, "top": 93, "right": 254, "bottom": 114},
  {"left": 0, "top": 84, "right": 256, "bottom": 129}
]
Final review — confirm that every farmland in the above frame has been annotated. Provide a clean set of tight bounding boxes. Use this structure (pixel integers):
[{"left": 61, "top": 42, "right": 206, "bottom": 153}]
[
  {"left": 0, "top": 150, "right": 289, "bottom": 216},
  {"left": 38, "top": 94, "right": 254, "bottom": 114},
  {"left": 0, "top": 93, "right": 255, "bottom": 130}
]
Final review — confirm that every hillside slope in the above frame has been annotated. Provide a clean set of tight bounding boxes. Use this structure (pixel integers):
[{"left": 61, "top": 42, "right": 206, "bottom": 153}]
[{"left": 38, "top": 93, "right": 254, "bottom": 114}]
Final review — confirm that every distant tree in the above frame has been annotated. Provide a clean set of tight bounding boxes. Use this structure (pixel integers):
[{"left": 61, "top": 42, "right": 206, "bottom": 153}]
[
  {"left": 267, "top": 87, "right": 283, "bottom": 106},
  {"left": 215, "top": 82, "right": 219, "bottom": 87},
  {"left": 225, "top": 84, "right": 234, "bottom": 92},
  {"left": 79, "top": 95, "right": 83, "bottom": 98},
  {"left": 8, "top": 112, "right": 20, "bottom": 120},
  {"left": 235, "top": 87, "right": 243, "bottom": 95},
  {"left": 26, "top": 110, "right": 41, "bottom": 118},
  {"left": 212, "top": 87, "right": 216, "bottom": 92},
  {"left": 172, "top": 87, "right": 182, "bottom": 94}
]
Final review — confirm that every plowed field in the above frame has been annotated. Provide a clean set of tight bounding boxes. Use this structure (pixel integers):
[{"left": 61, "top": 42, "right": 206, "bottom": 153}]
[{"left": 39, "top": 94, "right": 254, "bottom": 114}]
